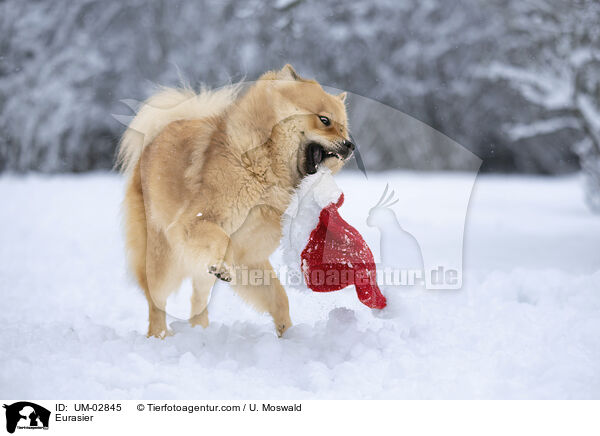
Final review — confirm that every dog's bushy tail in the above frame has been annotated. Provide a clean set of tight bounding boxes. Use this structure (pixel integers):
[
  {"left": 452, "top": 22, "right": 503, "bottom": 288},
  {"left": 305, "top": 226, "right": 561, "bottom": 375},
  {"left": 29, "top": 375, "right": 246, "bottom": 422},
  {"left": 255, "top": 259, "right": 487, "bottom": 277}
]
[{"left": 116, "top": 84, "right": 241, "bottom": 174}]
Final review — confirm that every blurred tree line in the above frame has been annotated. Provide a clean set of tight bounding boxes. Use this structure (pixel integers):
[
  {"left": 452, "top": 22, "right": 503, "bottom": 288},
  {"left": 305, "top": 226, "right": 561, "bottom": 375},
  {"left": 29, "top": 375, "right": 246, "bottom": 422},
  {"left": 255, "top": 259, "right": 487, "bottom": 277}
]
[{"left": 1, "top": 0, "right": 599, "bottom": 205}]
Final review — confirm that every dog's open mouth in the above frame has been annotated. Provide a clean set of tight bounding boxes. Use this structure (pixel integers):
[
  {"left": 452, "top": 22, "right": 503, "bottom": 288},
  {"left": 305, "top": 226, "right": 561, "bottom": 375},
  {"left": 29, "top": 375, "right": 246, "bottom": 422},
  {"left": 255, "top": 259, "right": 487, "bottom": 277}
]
[{"left": 305, "top": 142, "right": 344, "bottom": 175}]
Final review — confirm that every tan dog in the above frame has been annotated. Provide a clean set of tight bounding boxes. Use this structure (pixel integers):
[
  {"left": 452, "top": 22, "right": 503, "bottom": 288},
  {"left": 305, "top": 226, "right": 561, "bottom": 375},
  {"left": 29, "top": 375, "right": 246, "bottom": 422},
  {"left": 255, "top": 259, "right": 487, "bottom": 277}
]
[{"left": 118, "top": 65, "right": 353, "bottom": 338}]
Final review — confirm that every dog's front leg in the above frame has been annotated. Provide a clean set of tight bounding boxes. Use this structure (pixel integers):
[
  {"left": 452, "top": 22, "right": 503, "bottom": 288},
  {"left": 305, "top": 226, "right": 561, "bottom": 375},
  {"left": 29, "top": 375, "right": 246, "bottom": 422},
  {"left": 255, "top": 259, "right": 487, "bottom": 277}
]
[
  {"left": 179, "top": 217, "right": 234, "bottom": 281},
  {"left": 229, "top": 260, "right": 292, "bottom": 337}
]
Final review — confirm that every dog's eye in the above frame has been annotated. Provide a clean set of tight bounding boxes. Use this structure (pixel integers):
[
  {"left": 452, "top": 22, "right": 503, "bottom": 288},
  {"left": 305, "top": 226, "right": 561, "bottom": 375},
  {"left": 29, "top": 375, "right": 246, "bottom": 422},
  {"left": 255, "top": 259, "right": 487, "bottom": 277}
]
[{"left": 318, "top": 115, "right": 331, "bottom": 126}]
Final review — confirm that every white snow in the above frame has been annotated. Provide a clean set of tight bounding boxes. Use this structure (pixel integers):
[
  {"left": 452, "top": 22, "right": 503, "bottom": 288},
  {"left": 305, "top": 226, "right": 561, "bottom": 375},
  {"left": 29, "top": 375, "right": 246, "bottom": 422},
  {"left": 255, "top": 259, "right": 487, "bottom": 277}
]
[
  {"left": 505, "top": 118, "right": 581, "bottom": 141},
  {"left": 481, "top": 63, "right": 574, "bottom": 110},
  {"left": 1, "top": 171, "right": 599, "bottom": 399}
]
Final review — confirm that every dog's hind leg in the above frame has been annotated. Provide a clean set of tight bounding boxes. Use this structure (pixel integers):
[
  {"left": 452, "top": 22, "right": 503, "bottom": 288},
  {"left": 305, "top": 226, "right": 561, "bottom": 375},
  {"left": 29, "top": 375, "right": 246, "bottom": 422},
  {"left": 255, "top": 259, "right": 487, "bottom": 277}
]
[
  {"left": 189, "top": 271, "right": 216, "bottom": 328},
  {"left": 146, "top": 293, "right": 170, "bottom": 338},
  {"left": 124, "top": 166, "right": 167, "bottom": 338},
  {"left": 145, "top": 228, "right": 183, "bottom": 338},
  {"left": 229, "top": 260, "right": 292, "bottom": 337}
]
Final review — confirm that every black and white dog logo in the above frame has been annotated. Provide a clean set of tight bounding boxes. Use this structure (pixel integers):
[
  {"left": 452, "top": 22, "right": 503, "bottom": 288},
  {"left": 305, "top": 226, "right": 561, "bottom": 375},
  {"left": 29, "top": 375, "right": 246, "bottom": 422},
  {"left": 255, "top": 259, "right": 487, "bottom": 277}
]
[{"left": 3, "top": 402, "right": 50, "bottom": 434}]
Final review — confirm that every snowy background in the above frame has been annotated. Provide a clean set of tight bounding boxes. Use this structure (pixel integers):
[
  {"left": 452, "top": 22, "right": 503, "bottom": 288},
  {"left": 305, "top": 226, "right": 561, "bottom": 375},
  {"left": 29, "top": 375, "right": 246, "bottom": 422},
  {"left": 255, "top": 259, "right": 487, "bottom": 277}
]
[{"left": 1, "top": 0, "right": 600, "bottom": 399}]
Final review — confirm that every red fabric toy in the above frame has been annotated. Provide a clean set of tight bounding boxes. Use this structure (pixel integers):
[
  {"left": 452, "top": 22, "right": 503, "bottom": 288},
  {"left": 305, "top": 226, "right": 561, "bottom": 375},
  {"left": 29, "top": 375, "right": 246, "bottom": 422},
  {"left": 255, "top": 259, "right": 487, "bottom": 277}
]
[{"left": 282, "top": 168, "right": 386, "bottom": 309}]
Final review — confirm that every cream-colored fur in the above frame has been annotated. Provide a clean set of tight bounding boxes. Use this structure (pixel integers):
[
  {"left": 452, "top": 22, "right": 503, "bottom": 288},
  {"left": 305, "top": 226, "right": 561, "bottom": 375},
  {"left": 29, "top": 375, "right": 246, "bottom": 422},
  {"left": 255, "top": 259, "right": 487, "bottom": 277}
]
[
  {"left": 119, "top": 65, "right": 351, "bottom": 338},
  {"left": 117, "top": 85, "right": 240, "bottom": 175}
]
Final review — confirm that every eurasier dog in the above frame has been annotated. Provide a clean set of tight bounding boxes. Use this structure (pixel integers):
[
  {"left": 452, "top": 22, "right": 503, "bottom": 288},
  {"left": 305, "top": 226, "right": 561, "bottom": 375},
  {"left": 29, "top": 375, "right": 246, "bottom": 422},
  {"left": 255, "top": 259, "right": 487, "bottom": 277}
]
[{"left": 118, "top": 65, "right": 353, "bottom": 338}]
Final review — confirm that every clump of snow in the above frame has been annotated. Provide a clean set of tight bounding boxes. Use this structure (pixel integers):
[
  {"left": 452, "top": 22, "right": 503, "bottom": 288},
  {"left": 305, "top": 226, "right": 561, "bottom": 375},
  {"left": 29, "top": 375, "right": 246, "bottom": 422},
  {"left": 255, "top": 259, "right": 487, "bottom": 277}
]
[{"left": 0, "top": 172, "right": 599, "bottom": 399}]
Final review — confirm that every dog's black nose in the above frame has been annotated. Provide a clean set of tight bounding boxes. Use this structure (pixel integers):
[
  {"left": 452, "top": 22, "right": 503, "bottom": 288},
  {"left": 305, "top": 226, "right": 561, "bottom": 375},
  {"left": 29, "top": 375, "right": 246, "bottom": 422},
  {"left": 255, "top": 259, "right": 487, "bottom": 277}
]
[{"left": 343, "top": 139, "right": 355, "bottom": 150}]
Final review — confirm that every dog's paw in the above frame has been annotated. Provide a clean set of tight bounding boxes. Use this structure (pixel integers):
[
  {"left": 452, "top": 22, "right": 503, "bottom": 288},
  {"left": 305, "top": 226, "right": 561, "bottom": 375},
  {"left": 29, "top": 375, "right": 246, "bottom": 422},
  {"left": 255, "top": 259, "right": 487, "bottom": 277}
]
[
  {"left": 208, "top": 264, "right": 232, "bottom": 282},
  {"left": 189, "top": 311, "right": 209, "bottom": 329},
  {"left": 146, "top": 328, "right": 173, "bottom": 339},
  {"left": 276, "top": 322, "right": 290, "bottom": 338}
]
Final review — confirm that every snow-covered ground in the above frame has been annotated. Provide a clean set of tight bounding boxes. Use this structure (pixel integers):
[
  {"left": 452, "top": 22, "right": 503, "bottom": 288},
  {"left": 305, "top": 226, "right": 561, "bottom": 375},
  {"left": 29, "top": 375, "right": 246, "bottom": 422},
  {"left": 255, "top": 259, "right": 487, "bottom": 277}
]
[{"left": 1, "top": 171, "right": 599, "bottom": 399}]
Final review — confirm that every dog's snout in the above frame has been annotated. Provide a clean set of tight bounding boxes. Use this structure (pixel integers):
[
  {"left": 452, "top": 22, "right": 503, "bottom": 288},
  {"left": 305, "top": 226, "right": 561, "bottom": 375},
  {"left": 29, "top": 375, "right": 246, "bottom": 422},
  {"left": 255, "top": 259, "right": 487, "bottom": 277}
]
[{"left": 342, "top": 139, "right": 355, "bottom": 151}]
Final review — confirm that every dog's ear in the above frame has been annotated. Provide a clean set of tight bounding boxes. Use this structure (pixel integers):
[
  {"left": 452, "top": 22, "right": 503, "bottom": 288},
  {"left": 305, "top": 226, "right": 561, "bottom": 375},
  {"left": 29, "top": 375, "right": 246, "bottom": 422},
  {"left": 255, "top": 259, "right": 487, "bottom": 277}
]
[
  {"left": 337, "top": 92, "right": 347, "bottom": 103},
  {"left": 280, "top": 64, "right": 300, "bottom": 81}
]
